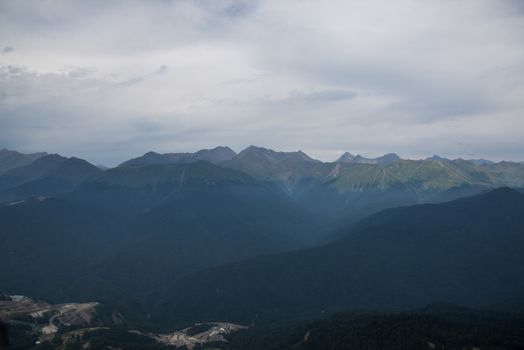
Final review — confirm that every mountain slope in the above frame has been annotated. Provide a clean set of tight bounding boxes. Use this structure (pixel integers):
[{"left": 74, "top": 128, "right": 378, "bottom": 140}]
[
  {"left": 222, "top": 146, "right": 322, "bottom": 177},
  {"left": 0, "top": 196, "right": 124, "bottom": 302},
  {"left": 220, "top": 148, "right": 524, "bottom": 224},
  {"left": 0, "top": 155, "right": 101, "bottom": 203},
  {"left": 221, "top": 148, "right": 524, "bottom": 194},
  {"left": 119, "top": 146, "right": 237, "bottom": 167},
  {"left": 0, "top": 161, "right": 325, "bottom": 306},
  {"left": 294, "top": 158, "right": 524, "bottom": 225},
  {"left": 336, "top": 152, "right": 401, "bottom": 166},
  {"left": 75, "top": 162, "right": 324, "bottom": 293},
  {"left": 153, "top": 188, "right": 524, "bottom": 325},
  {"left": 96, "top": 184, "right": 323, "bottom": 295},
  {"left": 0, "top": 148, "right": 48, "bottom": 175}
]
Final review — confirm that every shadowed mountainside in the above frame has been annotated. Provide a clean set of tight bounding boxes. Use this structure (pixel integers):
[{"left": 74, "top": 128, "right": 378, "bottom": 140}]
[
  {"left": 119, "top": 146, "right": 237, "bottom": 167},
  {"left": 152, "top": 188, "right": 524, "bottom": 326},
  {"left": 0, "top": 148, "right": 48, "bottom": 175},
  {"left": 0, "top": 154, "right": 101, "bottom": 203},
  {"left": 0, "top": 161, "right": 324, "bottom": 308}
]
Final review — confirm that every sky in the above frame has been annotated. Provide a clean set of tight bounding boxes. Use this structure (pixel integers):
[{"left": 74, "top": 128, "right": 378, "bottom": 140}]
[{"left": 0, "top": 0, "right": 523, "bottom": 166}]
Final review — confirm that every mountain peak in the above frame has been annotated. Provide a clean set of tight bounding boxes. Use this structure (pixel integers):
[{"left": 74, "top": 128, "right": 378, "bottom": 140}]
[
  {"left": 212, "top": 146, "right": 236, "bottom": 153},
  {"left": 32, "top": 154, "right": 67, "bottom": 164},
  {"left": 238, "top": 146, "right": 318, "bottom": 163},
  {"left": 336, "top": 152, "right": 400, "bottom": 166},
  {"left": 382, "top": 153, "right": 400, "bottom": 159},
  {"left": 336, "top": 152, "right": 355, "bottom": 162},
  {"left": 0, "top": 149, "right": 50, "bottom": 175},
  {"left": 195, "top": 146, "right": 237, "bottom": 160},
  {"left": 144, "top": 151, "right": 160, "bottom": 156},
  {"left": 296, "top": 150, "right": 320, "bottom": 163},
  {"left": 427, "top": 155, "right": 449, "bottom": 161},
  {"left": 242, "top": 145, "right": 271, "bottom": 153},
  {"left": 120, "top": 147, "right": 236, "bottom": 167}
]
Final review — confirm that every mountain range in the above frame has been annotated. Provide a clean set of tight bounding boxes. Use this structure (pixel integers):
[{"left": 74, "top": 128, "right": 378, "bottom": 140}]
[
  {"left": 0, "top": 148, "right": 48, "bottom": 175},
  {"left": 2, "top": 146, "right": 522, "bottom": 204},
  {"left": 336, "top": 152, "right": 401, "bottom": 165},
  {"left": 0, "top": 145, "right": 523, "bottom": 347},
  {"left": 1, "top": 146, "right": 522, "bottom": 232},
  {"left": 119, "top": 146, "right": 237, "bottom": 167}
]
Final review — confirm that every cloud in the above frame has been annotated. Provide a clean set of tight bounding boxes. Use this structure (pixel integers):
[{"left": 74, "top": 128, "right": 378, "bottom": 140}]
[
  {"left": 156, "top": 65, "right": 168, "bottom": 75},
  {"left": 1, "top": 46, "right": 14, "bottom": 54},
  {"left": 119, "top": 76, "right": 144, "bottom": 87},
  {"left": 119, "top": 65, "right": 168, "bottom": 86},
  {"left": 0, "top": 0, "right": 523, "bottom": 165},
  {"left": 283, "top": 90, "right": 356, "bottom": 104}
]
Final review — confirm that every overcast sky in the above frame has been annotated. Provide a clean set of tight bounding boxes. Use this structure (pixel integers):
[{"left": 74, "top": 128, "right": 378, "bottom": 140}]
[{"left": 1, "top": 0, "right": 523, "bottom": 165}]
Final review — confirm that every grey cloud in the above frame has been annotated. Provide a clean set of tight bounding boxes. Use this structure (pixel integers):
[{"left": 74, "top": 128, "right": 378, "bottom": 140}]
[
  {"left": 242, "top": 1, "right": 524, "bottom": 123},
  {"left": 120, "top": 66, "right": 169, "bottom": 87},
  {"left": 1, "top": 46, "right": 14, "bottom": 54},
  {"left": 0, "top": 1, "right": 253, "bottom": 55},
  {"left": 284, "top": 90, "right": 356, "bottom": 104},
  {"left": 156, "top": 65, "right": 168, "bottom": 75},
  {"left": 0, "top": 0, "right": 523, "bottom": 165},
  {"left": 120, "top": 77, "right": 144, "bottom": 87},
  {"left": 0, "top": 64, "right": 116, "bottom": 105},
  {"left": 210, "top": 89, "right": 356, "bottom": 107},
  {"left": 219, "top": 73, "right": 268, "bottom": 85},
  {"left": 222, "top": 1, "right": 258, "bottom": 18}
]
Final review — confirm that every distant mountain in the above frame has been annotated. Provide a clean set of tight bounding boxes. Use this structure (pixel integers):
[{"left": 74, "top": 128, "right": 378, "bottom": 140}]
[
  {"left": 0, "top": 154, "right": 101, "bottom": 203},
  {"left": 325, "top": 158, "right": 507, "bottom": 192},
  {"left": 336, "top": 152, "right": 401, "bottom": 166},
  {"left": 26, "top": 146, "right": 519, "bottom": 217},
  {"left": 219, "top": 147, "right": 524, "bottom": 223},
  {"left": 2, "top": 145, "right": 524, "bottom": 331},
  {"left": 466, "top": 158, "right": 495, "bottom": 165},
  {"left": 87, "top": 159, "right": 254, "bottom": 190},
  {"left": 119, "top": 146, "right": 237, "bottom": 167},
  {"left": 221, "top": 146, "right": 326, "bottom": 191},
  {"left": 225, "top": 146, "right": 321, "bottom": 170},
  {"left": 427, "top": 155, "right": 496, "bottom": 166},
  {"left": 288, "top": 157, "right": 524, "bottom": 226},
  {"left": 336, "top": 152, "right": 356, "bottom": 162},
  {"left": 154, "top": 188, "right": 524, "bottom": 325},
  {"left": 426, "top": 154, "right": 450, "bottom": 161},
  {"left": 222, "top": 148, "right": 524, "bottom": 197},
  {"left": 0, "top": 148, "right": 48, "bottom": 174},
  {"left": 0, "top": 161, "right": 324, "bottom": 304}
]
